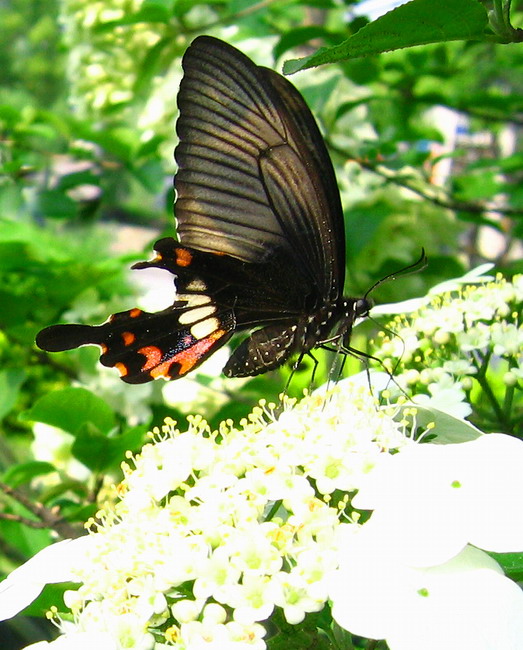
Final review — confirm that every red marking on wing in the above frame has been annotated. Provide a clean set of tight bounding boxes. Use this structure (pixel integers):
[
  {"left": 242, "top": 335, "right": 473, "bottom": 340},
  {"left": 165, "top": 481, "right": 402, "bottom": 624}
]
[
  {"left": 134, "top": 329, "right": 227, "bottom": 380},
  {"left": 148, "top": 329, "right": 226, "bottom": 379},
  {"left": 172, "top": 329, "right": 226, "bottom": 376},
  {"left": 129, "top": 308, "right": 142, "bottom": 318},
  {"left": 138, "top": 346, "right": 163, "bottom": 372}
]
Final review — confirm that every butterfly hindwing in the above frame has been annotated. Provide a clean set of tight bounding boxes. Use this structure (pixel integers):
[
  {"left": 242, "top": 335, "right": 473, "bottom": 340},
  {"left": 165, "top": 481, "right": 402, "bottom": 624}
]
[
  {"left": 223, "top": 323, "right": 300, "bottom": 378},
  {"left": 36, "top": 245, "right": 237, "bottom": 383},
  {"left": 134, "top": 237, "right": 311, "bottom": 320},
  {"left": 37, "top": 305, "right": 234, "bottom": 384}
]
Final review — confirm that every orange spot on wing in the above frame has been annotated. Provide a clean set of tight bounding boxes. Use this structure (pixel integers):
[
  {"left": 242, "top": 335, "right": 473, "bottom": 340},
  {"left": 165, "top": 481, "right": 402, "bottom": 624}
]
[
  {"left": 129, "top": 308, "right": 142, "bottom": 318},
  {"left": 122, "top": 331, "right": 136, "bottom": 346},
  {"left": 175, "top": 248, "right": 193, "bottom": 267},
  {"left": 115, "top": 362, "right": 128, "bottom": 377}
]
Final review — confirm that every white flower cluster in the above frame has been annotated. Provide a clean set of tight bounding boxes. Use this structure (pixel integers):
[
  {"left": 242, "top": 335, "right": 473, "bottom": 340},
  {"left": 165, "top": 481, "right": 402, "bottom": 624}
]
[
  {"left": 372, "top": 270, "right": 523, "bottom": 422},
  {"left": 64, "top": 384, "right": 407, "bottom": 648},
  {"left": 1, "top": 383, "right": 408, "bottom": 648},
  {"left": 2, "top": 380, "right": 523, "bottom": 649}
]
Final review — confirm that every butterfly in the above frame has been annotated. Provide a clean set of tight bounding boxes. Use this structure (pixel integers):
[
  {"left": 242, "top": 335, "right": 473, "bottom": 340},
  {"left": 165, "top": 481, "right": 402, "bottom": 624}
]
[{"left": 36, "top": 35, "right": 376, "bottom": 384}]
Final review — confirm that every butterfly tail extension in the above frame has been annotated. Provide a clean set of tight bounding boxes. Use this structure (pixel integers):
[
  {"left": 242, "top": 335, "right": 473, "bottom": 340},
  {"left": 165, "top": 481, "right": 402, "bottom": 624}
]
[{"left": 36, "top": 323, "right": 105, "bottom": 352}]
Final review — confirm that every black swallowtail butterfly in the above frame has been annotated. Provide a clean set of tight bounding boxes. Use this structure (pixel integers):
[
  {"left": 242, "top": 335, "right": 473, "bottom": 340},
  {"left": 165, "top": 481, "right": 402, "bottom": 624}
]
[{"left": 36, "top": 36, "right": 379, "bottom": 384}]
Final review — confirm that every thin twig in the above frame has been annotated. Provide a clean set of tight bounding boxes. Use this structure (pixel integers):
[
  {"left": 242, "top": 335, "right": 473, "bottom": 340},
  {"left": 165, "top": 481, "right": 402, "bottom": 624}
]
[
  {"left": 329, "top": 143, "right": 523, "bottom": 218},
  {"left": 0, "top": 481, "right": 82, "bottom": 539}
]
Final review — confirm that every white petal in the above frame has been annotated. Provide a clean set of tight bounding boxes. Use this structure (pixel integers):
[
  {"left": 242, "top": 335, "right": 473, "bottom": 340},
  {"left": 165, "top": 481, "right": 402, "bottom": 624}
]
[
  {"left": 365, "top": 509, "right": 467, "bottom": 568},
  {"left": 23, "top": 632, "right": 119, "bottom": 649},
  {"left": 0, "top": 579, "right": 48, "bottom": 622},
  {"left": 0, "top": 537, "right": 92, "bottom": 622},
  {"left": 458, "top": 434, "right": 523, "bottom": 552},
  {"left": 386, "top": 548, "right": 523, "bottom": 650},
  {"left": 352, "top": 435, "right": 523, "bottom": 564},
  {"left": 329, "top": 525, "right": 394, "bottom": 639},
  {"left": 330, "top": 528, "right": 523, "bottom": 650}
]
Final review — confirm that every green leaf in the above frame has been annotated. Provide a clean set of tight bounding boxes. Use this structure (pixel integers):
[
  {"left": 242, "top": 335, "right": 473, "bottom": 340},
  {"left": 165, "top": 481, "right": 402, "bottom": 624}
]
[
  {"left": 0, "top": 368, "right": 26, "bottom": 420},
  {"left": 345, "top": 201, "right": 392, "bottom": 259},
  {"left": 0, "top": 509, "right": 53, "bottom": 561},
  {"left": 3, "top": 461, "right": 56, "bottom": 488},
  {"left": 0, "top": 241, "right": 33, "bottom": 271},
  {"left": 402, "top": 405, "right": 482, "bottom": 443},
  {"left": 283, "top": 0, "right": 489, "bottom": 72},
  {"left": 72, "top": 423, "right": 147, "bottom": 472},
  {"left": 72, "top": 423, "right": 119, "bottom": 472},
  {"left": 20, "top": 582, "right": 77, "bottom": 618},
  {"left": 489, "top": 552, "right": 523, "bottom": 581},
  {"left": 133, "top": 37, "right": 171, "bottom": 96},
  {"left": 454, "top": 170, "right": 502, "bottom": 200},
  {"left": 20, "top": 387, "right": 115, "bottom": 436},
  {"left": 38, "top": 189, "right": 78, "bottom": 220},
  {"left": 132, "top": 158, "right": 165, "bottom": 193},
  {"left": 136, "top": 134, "right": 164, "bottom": 158},
  {"left": 56, "top": 169, "right": 100, "bottom": 192}
]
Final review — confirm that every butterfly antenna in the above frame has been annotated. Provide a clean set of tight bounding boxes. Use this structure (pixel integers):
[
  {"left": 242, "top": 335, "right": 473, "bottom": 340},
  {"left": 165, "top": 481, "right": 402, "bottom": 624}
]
[{"left": 363, "top": 248, "right": 428, "bottom": 301}]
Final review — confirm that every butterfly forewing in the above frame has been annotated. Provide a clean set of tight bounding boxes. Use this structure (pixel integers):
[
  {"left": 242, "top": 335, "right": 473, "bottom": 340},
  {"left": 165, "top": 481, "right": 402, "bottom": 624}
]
[
  {"left": 259, "top": 67, "right": 346, "bottom": 299},
  {"left": 175, "top": 36, "right": 345, "bottom": 300},
  {"left": 175, "top": 44, "right": 291, "bottom": 262}
]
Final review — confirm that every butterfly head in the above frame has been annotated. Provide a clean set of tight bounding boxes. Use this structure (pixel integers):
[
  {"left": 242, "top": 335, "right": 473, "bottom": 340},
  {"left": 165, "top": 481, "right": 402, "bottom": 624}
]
[{"left": 353, "top": 297, "right": 373, "bottom": 319}]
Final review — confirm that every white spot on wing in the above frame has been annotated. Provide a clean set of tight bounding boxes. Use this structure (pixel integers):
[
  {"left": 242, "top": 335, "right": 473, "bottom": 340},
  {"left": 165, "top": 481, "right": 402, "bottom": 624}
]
[
  {"left": 185, "top": 279, "right": 207, "bottom": 291},
  {"left": 178, "top": 305, "right": 216, "bottom": 325},
  {"left": 177, "top": 294, "right": 211, "bottom": 307},
  {"left": 191, "top": 317, "right": 220, "bottom": 339}
]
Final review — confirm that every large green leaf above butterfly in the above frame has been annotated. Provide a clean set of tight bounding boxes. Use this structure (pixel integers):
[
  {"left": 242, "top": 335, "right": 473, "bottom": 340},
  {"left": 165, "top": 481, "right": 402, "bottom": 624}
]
[{"left": 283, "top": 0, "right": 522, "bottom": 74}]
